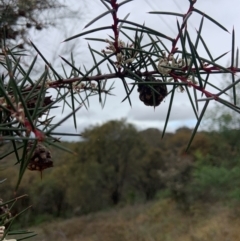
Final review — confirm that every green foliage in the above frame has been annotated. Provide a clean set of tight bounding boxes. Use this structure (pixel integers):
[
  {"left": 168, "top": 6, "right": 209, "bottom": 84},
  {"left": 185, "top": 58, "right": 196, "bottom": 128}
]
[
  {"left": 165, "top": 124, "right": 240, "bottom": 207},
  {"left": 2, "top": 119, "right": 240, "bottom": 228},
  {"left": 132, "top": 147, "right": 164, "bottom": 201},
  {"left": 188, "top": 157, "right": 240, "bottom": 203},
  {"left": 65, "top": 120, "right": 163, "bottom": 212},
  {"left": 30, "top": 178, "right": 67, "bottom": 217}
]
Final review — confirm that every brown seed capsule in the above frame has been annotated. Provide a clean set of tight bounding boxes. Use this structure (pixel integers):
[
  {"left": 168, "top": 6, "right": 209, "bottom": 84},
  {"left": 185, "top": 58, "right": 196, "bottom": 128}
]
[
  {"left": 40, "top": 153, "right": 46, "bottom": 160},
  {"left": 137, "top": 76, "right": 168, "bottom": 107},
  {"left": 27, "top": 95, "right": 53, "bottom": 117},
  {"left": 27, "top": 142, "right": 53, "bottom": 174}
]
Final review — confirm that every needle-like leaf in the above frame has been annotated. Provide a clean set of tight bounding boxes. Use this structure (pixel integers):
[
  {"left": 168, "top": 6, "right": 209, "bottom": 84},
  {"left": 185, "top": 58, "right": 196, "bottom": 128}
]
[
  {"left": 186, "top": 100, "right": 209, "bottom": 151},
  {"left": 60, "top": 55, "right": 84, "bottom": 76},
  {"left": 231, "top": 28, "right": 237, "bottom": 105},
  {"left": 118, "top": 0, "right": 134, "bottom": 8},
  {"left": 186, "top": 86, "right": 198, "bottom": 119},
  {"left": 88, "top": 44, "right": 101, "bottom": 75},
  {"left": 186, "top": 32, "right": 203, "bottom": 88},
  {"left": 195, "top": 16, "right": 204, "bottom": 50},
  {"left": 84, "top": 9, "right": 115, "bottom": 29},
  {"left": 162, "top": 85, "right": 176, "bottom": 138},
  {"left": 121, "top": 77, "right": 132, "bottom": 107},
  {"left": 85, "top": 38, "right": 107, "bottom": 42},
  {"left": 63, "top": 26, "right": 112, "bottom": 42},
  {"left": 69, "top": 84, "right": 77, "bottom": 130},
  {"left": 119, "top": 19, "right": 174, "bottom": 42},
  {"left": 100, "top": 0, "right": 111, "bottom": 10},
  {"left": 193, "top": 8, "right": 229, "bottom": 32},
  {"left": 118, "top": 13, "right": 130, "bottom": 34},
  {"left": 30, "top": 41, "right": 62, "bottom": 80},
  {"left": 148, "top": 11, "right": 184, "bottom": 17},
  {"left": 46, "top": 105, "right": 82, "bottom": 134}
]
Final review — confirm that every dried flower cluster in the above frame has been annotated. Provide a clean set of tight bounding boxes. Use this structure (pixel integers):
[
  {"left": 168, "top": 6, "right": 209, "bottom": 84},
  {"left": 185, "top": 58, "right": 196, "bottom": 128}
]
[
  {"left": 0, "top": 96, "right": 25, "bottom": 123},
  {"left": 157, "top": 52, "right": 190, "bottom": 75},
  {"left": 102, "top": 39, "right": 135, "bottom": 68},
  {"left": 72, "top": 82, "right": 97, "bottom": 93}
]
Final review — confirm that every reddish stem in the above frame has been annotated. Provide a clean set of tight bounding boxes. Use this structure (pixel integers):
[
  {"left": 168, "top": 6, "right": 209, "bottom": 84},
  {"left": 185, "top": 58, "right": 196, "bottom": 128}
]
[
  {"left": 19, "top": 66, "right": 239, "bottom": 93},
  {"left": 24, "top": 119, "right": 45, "bottom": 141},
  {"left": 171, "top": 73, "right": 218, "bottom": 100},
  {"left": 24, "top": 120, "right": 32, "bottom": 133},
  {"left": 110, "top": 0, "right": 120, "bottom": 54},
  {"left": 170, "top": 1, "right": 196, "bottom": 55}
]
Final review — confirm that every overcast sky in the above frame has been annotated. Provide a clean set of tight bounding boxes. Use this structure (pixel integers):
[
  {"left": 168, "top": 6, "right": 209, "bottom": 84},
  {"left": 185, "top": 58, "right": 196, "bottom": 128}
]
[{"left": 29, "top": 0, "right": 240, "bottom": 141}]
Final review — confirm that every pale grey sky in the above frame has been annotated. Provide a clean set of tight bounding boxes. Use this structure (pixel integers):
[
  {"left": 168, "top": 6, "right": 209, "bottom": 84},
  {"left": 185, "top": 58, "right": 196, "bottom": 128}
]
[{"left": 29, "top": 0, "right": 240, "bottom": 140}]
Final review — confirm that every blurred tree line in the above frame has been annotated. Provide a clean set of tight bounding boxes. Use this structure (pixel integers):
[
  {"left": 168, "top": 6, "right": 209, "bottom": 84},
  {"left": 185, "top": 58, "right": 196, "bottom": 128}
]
[
  {"left": 1, "top": 112, "right": 240, "bottom": 227},
  {"left": 0, "top": 0, "right": 84, "bottom": 49}
]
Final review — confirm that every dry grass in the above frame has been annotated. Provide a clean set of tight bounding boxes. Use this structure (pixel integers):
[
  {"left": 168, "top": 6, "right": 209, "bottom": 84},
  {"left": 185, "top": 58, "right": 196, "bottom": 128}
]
[{"left": 30, "top": 199, "right": 240, "bottom": 241}]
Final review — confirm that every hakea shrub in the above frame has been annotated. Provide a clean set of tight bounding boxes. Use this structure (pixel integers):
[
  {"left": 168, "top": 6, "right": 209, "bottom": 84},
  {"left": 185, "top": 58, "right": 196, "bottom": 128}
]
[{"left": 0, "top": 1, "right": 240, "bottom": 237}]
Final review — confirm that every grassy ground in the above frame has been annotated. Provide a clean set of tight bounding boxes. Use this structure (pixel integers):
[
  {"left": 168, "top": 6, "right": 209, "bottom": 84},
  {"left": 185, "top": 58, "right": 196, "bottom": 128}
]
[{"left": 28, "top": 199, "right": 240, "bottom": 241}]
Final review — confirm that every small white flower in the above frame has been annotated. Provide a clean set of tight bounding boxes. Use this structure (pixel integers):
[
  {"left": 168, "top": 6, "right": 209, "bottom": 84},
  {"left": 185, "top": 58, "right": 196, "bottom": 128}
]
[
  {"left": 0, "top": 226, "right": 5, "bottom": 237},
  {"left": 178, "top": 86, "right": 185, "bottom": 93},
  {"left": 157, "top": 53, "right": 193, "bottom": 75},
  {"left": 123, "top": 58, "right": 135, "bottom": 64},
  {"left": 11, "top": 102, "right": 25, "bottom": 124},
  {"left": 0, "top": 226, "right": 16, "bottom": 241},
  {"left": 102, "top": 39, "right": 135, "bottom": 68},
  {"left": 118, "top": 40, "right": 125, "bottom": 48},
  {"left": 188, "top": 75, "right": 198, "bottom": 85},
  {"left": 90, "top": 82, "right": 96, "bottom": 88},
  {"left": 158, "top": 57, "right": 171, "bottom": 75},
  {"left": 80, "top": 83, "right": 85, "bottom": 89},
  {"left": 177, "top": 58, "right": 184, "bottom": 67},
  {"left": 116, "top": 53, "right": 123, "bottom": 65}
]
